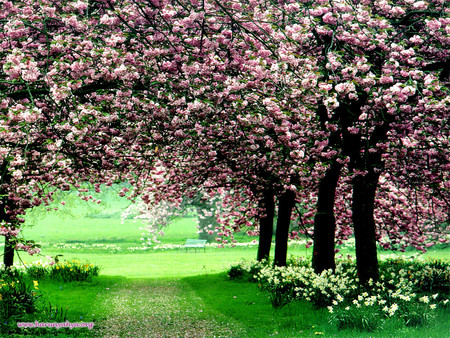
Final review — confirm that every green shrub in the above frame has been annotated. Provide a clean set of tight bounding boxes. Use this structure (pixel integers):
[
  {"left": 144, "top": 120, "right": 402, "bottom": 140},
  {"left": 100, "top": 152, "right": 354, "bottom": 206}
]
[
  {"left": 227, "top": 259, "right": 269, "bottom": 281},
  {"left": 328, "top": 302, "right": 382, "bottom": 331},
  {"left": 401, "top": 305, "right": 434, "bottom": 327},
  {"left": 227, "top": 264, "right": 245, "bottom": 279},
  {"left": 0, "top": 267, "right": 40, "bottom": 333},
  {"left": 49, "top": 260, "right": 100, "bottom": 282},
  {"left": 379, "top": 257, "right": 449, "bottom": 302},
  {"left": 234, "top": 256, "right": 449, "bottom": 331},
  {"left": 25, "top": 262, "right": 48, "bottom": 279},
  {"left": 22, "top": 259, "right": 101, "bottom": 282}
]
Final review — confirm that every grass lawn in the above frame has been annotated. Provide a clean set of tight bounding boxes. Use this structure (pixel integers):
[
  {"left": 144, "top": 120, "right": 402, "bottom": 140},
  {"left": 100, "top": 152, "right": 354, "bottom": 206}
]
[{"left": 2, "top": 199, "right": 449, "bottom": 337}]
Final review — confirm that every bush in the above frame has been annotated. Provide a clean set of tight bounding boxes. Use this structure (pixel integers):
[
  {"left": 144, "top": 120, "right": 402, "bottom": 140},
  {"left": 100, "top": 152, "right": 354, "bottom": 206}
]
[
  {"left": 22, "top": 259, "right": 101, "bottom": 282},
  {"left": 227, "top": 264, "right": 245, "bottom": 279},
  {"left": 227, "top": 259, "right": 269, "bottom": 281},
  {"left": 0, "top": 267, "right": 40, "bottom": 332},
  {"left": 49, "top": 260, "right": 100, "bottom": 282},
  {"left": 256, "top": 262, "right": 358, "bottom": 308},
  {"left": 379, "top": 257, "right": 450, "bottom": 297},
  {"left": 233, "top": 256, "right": 449, "bottom": 331},
  {"left": 25, "top": 262, "right": 48, "bottom": 279},
  {"left": 328, "top": 302, "right": 382, "bottom": 332}
]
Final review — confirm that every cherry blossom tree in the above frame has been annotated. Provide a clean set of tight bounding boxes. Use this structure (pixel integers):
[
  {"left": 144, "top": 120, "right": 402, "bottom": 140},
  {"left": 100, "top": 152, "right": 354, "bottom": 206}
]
[
  {"left": 2, "top": 0, "right": 447, "bottom": 283},
  {"left": 0, "top": 0, "right": 157, "bottom": 266},
  {"left": 89, "top": 0, "right": 448, "bottom": 277}
]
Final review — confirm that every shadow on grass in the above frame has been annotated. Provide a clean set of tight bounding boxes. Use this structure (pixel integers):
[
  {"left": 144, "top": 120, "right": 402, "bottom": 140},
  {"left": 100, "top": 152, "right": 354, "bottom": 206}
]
[{"left": 183, "top": 272, "right": 328, "bottom": 337}]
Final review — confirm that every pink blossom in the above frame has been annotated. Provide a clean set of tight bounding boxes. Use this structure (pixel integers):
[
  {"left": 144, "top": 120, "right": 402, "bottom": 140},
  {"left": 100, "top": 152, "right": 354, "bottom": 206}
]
[
  {"left": 380, "top": 75, "right": 394, "bottom": 84},
  {"left": 322, "top": 13, "right": 337, "bottom": 25},
  {"left": 426, "top": 19, "right": 441, "bottom": 31}
]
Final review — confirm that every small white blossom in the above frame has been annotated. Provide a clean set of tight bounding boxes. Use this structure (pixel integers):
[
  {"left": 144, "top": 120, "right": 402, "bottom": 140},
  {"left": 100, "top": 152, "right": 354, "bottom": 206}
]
[{"left": 419, "top": 296, "right": 430, "bottom": 304}]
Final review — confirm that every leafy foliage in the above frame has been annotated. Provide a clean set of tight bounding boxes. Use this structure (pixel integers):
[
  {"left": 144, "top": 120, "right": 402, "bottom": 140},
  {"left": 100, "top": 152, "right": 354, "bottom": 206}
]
[
  {"left": 48, "top": 260, "right": 100, "bottom": 282},
  {"left": 0, "top": 267, "right": 40, "bottom": 332}
]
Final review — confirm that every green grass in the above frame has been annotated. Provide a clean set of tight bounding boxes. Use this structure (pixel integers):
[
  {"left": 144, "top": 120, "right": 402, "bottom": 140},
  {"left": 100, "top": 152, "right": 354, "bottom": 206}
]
[
  {"left": 24, "top": 272, "right": 450, "bottom": 337},
  {"left": 19, "top": 248, "right": 257, "bottom": 278},
  {"left": 184, "top": 273, "right": 330, "bottom": 336},
  {"left": 3, "top": 199, "right": 449, "bottom": 337}
]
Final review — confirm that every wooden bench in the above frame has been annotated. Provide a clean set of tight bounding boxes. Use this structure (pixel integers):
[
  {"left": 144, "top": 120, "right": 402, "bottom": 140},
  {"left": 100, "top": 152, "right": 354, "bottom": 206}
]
[{"left": 184, "top": 239, "right": 207, "bottom": 252}]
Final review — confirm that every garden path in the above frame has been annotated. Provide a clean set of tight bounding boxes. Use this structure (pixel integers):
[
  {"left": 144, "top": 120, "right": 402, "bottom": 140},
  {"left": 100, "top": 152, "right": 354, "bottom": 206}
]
[{"left": 92, "top": 278, "right": 245, "bottom": 337}]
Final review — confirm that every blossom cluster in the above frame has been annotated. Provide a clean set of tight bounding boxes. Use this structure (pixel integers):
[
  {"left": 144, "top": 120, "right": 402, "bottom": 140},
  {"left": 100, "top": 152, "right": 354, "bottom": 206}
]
[
  {"left": 0, "top": 224, "right": 20, "bottom": 237},
  {"left": 15, "top": 242, "right": 41, "bottom": 256}
]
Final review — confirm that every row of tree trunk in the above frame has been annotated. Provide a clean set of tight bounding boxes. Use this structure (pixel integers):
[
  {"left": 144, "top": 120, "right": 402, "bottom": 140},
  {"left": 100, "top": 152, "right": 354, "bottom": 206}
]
[
  {"left": 255, "top": 162, "right": 381, "bottom": 285},
  {"left": 2, "top": 154, "right": 382, "bottom": 286}
]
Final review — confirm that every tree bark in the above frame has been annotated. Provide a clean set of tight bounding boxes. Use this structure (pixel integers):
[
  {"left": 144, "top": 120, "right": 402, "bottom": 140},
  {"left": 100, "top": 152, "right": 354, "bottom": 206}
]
[
  {"left": 343, "top": 116, "right": 389, "bottom": 285},
  {"left": 274, "top": 189, "right": 296, "bottom": 266},
  {"left": 0, "top": 161, "right": 15, "bottom": 268},
  {"left": 352, "top": 171, "right": 380, "bottom": 284},
  {"left": 312, "top": 161, "right": 342, "bottom": 273},
  {"left": 3, "top": 235, "right": 14, "bottom": 268},
  {"left": 1, "top": 200, "right": 14, "bottom": 268},
  {"left": 256, "top": 189, "right": 275, "bottom": 261}
]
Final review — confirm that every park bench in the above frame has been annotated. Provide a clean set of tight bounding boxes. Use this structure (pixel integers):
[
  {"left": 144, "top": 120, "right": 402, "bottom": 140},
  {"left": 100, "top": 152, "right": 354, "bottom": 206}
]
[{"left": 184, "top": 239, "right": 207, "bottom": 252}]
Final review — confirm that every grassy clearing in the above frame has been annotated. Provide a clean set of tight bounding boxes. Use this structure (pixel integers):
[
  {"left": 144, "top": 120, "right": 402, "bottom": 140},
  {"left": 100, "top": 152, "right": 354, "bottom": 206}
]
[{"left": 3, "top": 200, "right": 448, "bottom": 337}]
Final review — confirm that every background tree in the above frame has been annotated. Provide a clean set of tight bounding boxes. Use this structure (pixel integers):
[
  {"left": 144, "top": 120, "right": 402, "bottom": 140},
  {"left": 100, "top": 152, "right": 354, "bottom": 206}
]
[{"left": 0, "top": 0, "right": 157, "bottom": 266}]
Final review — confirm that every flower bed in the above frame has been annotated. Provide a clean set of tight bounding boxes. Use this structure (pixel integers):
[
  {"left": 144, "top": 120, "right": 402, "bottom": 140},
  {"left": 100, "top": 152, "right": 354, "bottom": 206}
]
[{"left": 228, "top": 256, "right": 449, "bottom": 331}]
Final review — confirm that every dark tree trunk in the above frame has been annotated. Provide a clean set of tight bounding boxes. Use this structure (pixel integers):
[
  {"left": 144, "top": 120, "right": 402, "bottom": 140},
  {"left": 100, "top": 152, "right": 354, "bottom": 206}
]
[
  {"left": 274, "top": 190, "right": 296, "bottom": 267},
  {"left": 1, "top": 201, "right": 14, "bottom": 268},
  {"left": 3, "top": 235, "right": 14, "bottom": 268},
  {"left": 0, "top": 209, "right": 14, "bottom": 268},
  {"left": 1, "top": 162, "right": 14, "bottom": 268},
  {"left": 257, "top": 189, "right": 275, "bottom": 261},
  {"left": 312, "top": 161, "right": 342, "bottom": 273},
  {"left": 352, "top": 171, "right": 380, "bottom": 284}
]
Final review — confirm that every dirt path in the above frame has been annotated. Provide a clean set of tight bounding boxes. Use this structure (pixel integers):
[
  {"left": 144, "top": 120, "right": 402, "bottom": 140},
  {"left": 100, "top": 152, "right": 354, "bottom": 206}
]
[{"left": 92, "top": 279, "right": 244, "bottom": 337}]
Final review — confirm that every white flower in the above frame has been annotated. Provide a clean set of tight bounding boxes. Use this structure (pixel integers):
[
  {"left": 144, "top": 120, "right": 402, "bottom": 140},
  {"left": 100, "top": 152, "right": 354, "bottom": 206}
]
[
  {"left": 419, "top": 296, "right": 430, "bottom": 304},
  {"left": 388, "top": 303, "right": 398, "bottom": 316}
]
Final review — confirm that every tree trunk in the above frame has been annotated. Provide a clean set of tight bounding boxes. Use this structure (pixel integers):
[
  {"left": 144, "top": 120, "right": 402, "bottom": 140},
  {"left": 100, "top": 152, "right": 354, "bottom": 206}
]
[
  {"left": 257, "top": 189, "right": 275, "bottom": 261},
  {"left": 352, "top": 172, "right": 380, "bottom": 284},
  {"left": 1, "top": 195, "right": 14, "bottom": 268},
  {"left": 3, "top": 235, "right": 14, "bottom": 268},
  {"left": 312, "top": 161, "right": 342, "bottom": 273},
  {"left": 274, "top": 190, "right": 296, "bottom": 267}
]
